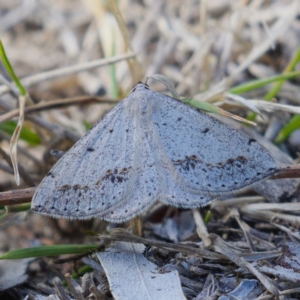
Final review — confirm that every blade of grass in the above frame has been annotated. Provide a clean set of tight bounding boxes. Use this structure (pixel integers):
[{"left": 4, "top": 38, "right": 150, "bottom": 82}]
[
  {"left": 0, "top": 41, "right": 26, "bottom": 96},
  {"left": 274, "top": 115, "right": 300, "bottom": 144},
  {"left": 6, "top": 203, "right": 31, "bottom": 213},
  {"left": 247, "top": 46, "right": 300, "bottom": 121},
  {"left": 64, "top": 265, "right": 94, "bottom": 286},
  {"left": 9, "top": 95, "right": 25, "bottom": 185},
  {"left": 0, "top": 209, "right": 7, "bottom": 219},
  {"left": 148, "top": 74, "right": 180, "bottom": 100},
  {"left": 182, "top": 98, "right": 256, "bottom": 126},
  {"left": 110, "top": 0, "right": 143, "bottom": 83},
  {"left": 229, "top": 71, "right": 300, "bottom": 95},
  {"left": 110, "top": 29, "right": 119, "bottom": 99},
  {"left": 272, "top": 47, "right": 300, "bottom": 143},
  {"left": 266, "top": 46, "right": 300, "bottom": 100},
  {"left": 149, "top": 75, "right": 256, "bottom": 125},
  {"left": 204, "top": 210, "right": 212, "bottom": 223},
  {"left": 0, "top": 244, "right": 100, "bottom": 260},
  {"left": 0, "top": 41, "right": 34, "bottom": 185}
]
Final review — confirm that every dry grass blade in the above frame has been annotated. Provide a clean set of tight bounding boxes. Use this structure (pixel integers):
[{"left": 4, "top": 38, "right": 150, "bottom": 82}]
[
  {"left": 242, "top": 251, "right": 280, "bottom": 262},
  {"left": 185, "top": 94, "right": 257, "bottom": 126},
  {"left": 271, "top": 222, "right": 300, "bottom": 241},
  {"left": 9, "top": 94, "right": 26, "bottom": 185},
  {"left": 110, "top": 0, "right": 143, "bottom": 83},
  {"left": 241, "top": 206, "right": 300, "bottom": 225},
  {"left": 64, "top": 273, "right": 84, "bottom": 300},
  {"left": 53, "top": 277, "right": 70, "bottom": 300},
  {"left": 210, "top": 234, "right": 279, "bottom": 296},
  {"left": 216, "top": 108, "right": 257, "bottom": 126},
  {"left": 0, "top": 95, "right": 116, "bottom": 124},
  {"left": 227, "top": 97, "right": 300, "bottom": 114},
  {"left": 243, "top": 202, "right": 300, "bottom": 212},
  {"left": 252, "top": 100, "right": 300, "bottom": 114},
  {"left": 228, "top": 0, "right": 299, "bottom": 82},
  {"left": 130, "top": 215, "right": 142, "bottom": 237},
  {"left": 192, "top": 209, "right": 211, "bottom": 247},
  {"left": 99, "top": 228, "right": 223, "bottom": 260},
  {"left": 147, "top": 74, "right": 180, "bottom": 99},
  {"left": 257, "top": 287, "right": 300, "bottom": 300},
  {"left": 194, "top": 80, "right": 228, "bottom": 102},
  {"left": 0, "top": 52, "right": 136, "bottom": 96},
  {"left": 230, "top": 208, "right": 256, "bottom": 252},
  {"left": 0, "top": 146, "right": 35, "bottom": 187},
  {"left": 225, "top": 93, "right": 261, "bottom": 114},
  {"left": 211, "top": 196, "right": 265, "bottom": 211}
]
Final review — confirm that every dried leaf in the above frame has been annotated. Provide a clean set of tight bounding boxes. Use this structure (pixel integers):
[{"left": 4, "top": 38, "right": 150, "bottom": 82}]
[
  {"left": 97, "top": 242, "right": 186, "bottom": 300},
  {"left": 0, "top": 258, "right": 32, "bottom": 291}
]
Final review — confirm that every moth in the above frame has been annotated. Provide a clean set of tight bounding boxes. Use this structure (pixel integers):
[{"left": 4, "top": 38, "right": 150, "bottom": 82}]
[{"left": 32, "top": 83, "right": 278, "bottom": 222}]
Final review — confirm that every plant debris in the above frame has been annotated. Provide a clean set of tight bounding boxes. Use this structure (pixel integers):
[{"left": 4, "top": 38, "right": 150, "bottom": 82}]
[{"left": 0, "top": 1, "right": 300, "bottom": 299}]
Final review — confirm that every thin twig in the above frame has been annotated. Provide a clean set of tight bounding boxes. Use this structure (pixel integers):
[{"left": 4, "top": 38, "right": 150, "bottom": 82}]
[
  {"left": 210, "top": 234, "right": 279, "bottom": 296},
  {"left": 99, "top": 228, "right": 223, "bottom": 260},
  {"left": 271, "top": 164, "right": 300, "bottom": 179},
  {"left": 0, "top": 95, "right": 116, "bottom": 124},
  {"left": 0, "top": 187, "right": 36, "bottom": 206},
  {"left": 0, "top": 52, "right": 137, "bottom": 96}
]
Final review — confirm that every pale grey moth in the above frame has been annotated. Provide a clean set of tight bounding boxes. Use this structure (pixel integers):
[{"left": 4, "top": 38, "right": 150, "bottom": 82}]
[{"left": 32, "top": 83, "right": 278, "bottom": 222}]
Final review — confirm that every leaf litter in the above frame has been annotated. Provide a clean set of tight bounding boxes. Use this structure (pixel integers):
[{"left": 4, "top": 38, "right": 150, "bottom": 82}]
[{"left": 0, "top": 0, "right": 300, "bottom": 299}]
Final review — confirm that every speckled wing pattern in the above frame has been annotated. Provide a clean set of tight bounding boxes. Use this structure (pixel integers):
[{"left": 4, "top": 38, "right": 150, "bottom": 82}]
[
  {"left": 145, "top": 90, "right": 278, "bottom": 208},
  {"left": 32, "top": 83, "right": 278, "bottom": 222}
]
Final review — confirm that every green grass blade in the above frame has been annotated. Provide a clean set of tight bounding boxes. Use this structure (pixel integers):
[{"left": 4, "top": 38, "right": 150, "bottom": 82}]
[
  {"left": 182, "top": 98, "right": 255, "bottom": 125},
  {"left": 0, "top": 40, "right": 26, "bottom": 96},
  {"left": 274, "top": 115, "right": 300, "bottom": 144},
  {"left": 0, "top": 244, "right": 100, "bottom": 260},
  {"left": 110, "top": 29, "right": 119, "bottom": 99},
  {"left": 273, "top": 47, "right": 300, "bottom": 142},
  {"left": 0, "top": 209, "right": 7, "bottom": 219},
  {"left": 71, "top": 265, "right": 94, "bottom": 279},
  {"left": 204, "top": 210, "right": 211, "bottom": 223},
  {"left": 247, "top": 46, "right": 300, "bottom": 121},
  {"left": 265, "top": 47, "right": 300, "bottom": 101},
  {"left": 182, "top": 98, "right": 224, "bottom": 114},
  {"left": 229, "top": 71, "right": 300, "bottom": 95},
  {"left": 6, "top": 203, "right": 31, "bottom": 213}
]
